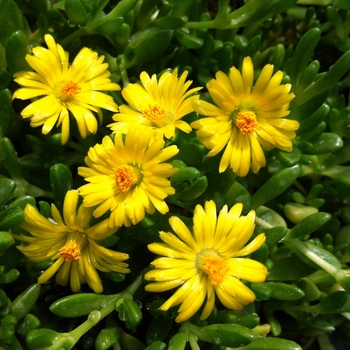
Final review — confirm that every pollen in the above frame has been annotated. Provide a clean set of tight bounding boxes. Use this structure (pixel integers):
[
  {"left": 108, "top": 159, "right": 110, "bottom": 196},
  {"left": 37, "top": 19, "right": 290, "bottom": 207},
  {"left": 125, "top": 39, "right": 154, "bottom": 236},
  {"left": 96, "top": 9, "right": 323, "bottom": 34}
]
[
  {"left": 197, "top": 251, "right": 230, "bottom": 285},
  {"left": 142, "top": 105, "right": 173, "bottom": 128},
  {"left": 115, "top": 165, "right": 141, "bottom": 192},
  {"left": 59, "top": 241, "right": 81, "bottom": 262},
  {"left": 236, "top": 110, "right": 258, "bottom": 134},
  {"left": 60, "top": 81, "right": 81, "bottom": 97}
]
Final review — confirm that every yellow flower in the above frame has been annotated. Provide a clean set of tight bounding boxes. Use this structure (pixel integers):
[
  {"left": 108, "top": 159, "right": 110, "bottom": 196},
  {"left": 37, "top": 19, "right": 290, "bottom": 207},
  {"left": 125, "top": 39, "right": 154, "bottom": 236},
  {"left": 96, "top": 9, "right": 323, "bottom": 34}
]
[
  {"left": 14, "top": 190, "right": 129, "bottom": 294},
  {"left": 108, "top": 69, "right": 201, "bottom": 139},
  {"left": 12, "top": 34, "right": 120, "bottom": 144},
  {"left": 191, "top": 57, "right": 299, "bottom": 177},
  {"left": 78, "top": 127, "right": 179, "bottom": 228},
  {"left": 145, "top": 200, "right": 268, "bottom": 323}
]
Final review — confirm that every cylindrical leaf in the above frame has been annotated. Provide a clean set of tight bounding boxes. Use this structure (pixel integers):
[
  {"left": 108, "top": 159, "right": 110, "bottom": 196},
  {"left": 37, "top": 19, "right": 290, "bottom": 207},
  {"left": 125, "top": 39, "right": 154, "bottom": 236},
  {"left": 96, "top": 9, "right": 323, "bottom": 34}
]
[
  {"left": 26, "top": 328, "right": 59, "bottom": 350},
  {"left": 95, "top": 327, "right": 121, "bottom": 350},
  {"left": 0, "top": 207, "right": 24, "bottom": 231},
  {"left": 263, "top": 282, "right": 305, "bottom": 300},
  {"left": 124, "top": 28, "right": 173, "bottom": 68},
  {"left": 192, "top": 323, "right": 254, "bottom": 347},
  {"left": 295, "top": 50, "right": 350, "bottom": 106},
  {"left": 121, "top": 299, "right": 143, "bottom": 330},
  {"left": 304, "top": 133, "right": 343, "bottom": 155},
  {"left": 240, "top": 337, "right": 302, "bottom": 350},
  {"left": 17, "top": 314, "right": 41, "bottom": 336},
  {"left": 0, "top": 178, "right": 16, "bottom": 207},
  {"left": 50, "top": 294, "right": 117, "bottom": 318},
  {"left": 168, "top": 332, "right": 187, "bottom": 350},
  {"left": 5, "top": 30, "right": 31, "bottom": 74},
  {"left": 290, "top": 28, "right": 321, "bottom": 87},
  {"left": 251, "top": 165, "right": 300, "bottom": 210},
  {"left": 0, "top": 89, "right": 13, "bottom": 136},
  {"left": 50, "top": 163, "right": 73, "bottom": 212},
  {"left": 65, "top": 0, "right": 89, "bottom": 26},
  {"left": 311, "top": 291, "right": 349, "bottom": 314},
  {"left": 286, "top": 212, "right": 331, "bottom": 239},
  {"left": 170, "top": 167, "right": 200, "bottom": 186},
  {"left": 146, "top": 315, "right": 173, "bottom": 345},
  {"left": 0, "top": 231, "right": 15, "bottom": 252},
  {"left": 284, "top": 203, "right": 319, "bottom": 224},
  {"left": 10, "top": 284, "right": 41, "bottom": 320},
  {"left": 268, "top": 254, "right": 316, "bottom": 281},
  {"left": 0, "top": 137, "right": 23, "bottom": 180},
  {"left": 144, "top": 340, "right": 167, "bottom": 350}
]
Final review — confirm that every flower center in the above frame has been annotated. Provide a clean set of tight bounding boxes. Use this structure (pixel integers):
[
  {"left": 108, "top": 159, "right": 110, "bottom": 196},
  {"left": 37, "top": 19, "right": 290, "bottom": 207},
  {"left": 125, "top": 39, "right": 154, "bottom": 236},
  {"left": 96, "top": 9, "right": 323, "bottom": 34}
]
[
  {"left": 60, "top": 81, "right": 81, "bottom": 97},
  {"left": 236, "top": 110, "right": 258, "bottom": 134},
  {"left": 59, "top": 241, "right": 81, "bottom": 262},
  {"left": 59, "top": 232, "right": 87, "bottom": 262},
  {"left": 115, "top": 165, "right": 142, "bottom": 192},
  {"left": 142, "top": 105, "right": 173, "bottom": 128},
  {"left": 197, "top": 250, "right": 230, "bottom": 285}
]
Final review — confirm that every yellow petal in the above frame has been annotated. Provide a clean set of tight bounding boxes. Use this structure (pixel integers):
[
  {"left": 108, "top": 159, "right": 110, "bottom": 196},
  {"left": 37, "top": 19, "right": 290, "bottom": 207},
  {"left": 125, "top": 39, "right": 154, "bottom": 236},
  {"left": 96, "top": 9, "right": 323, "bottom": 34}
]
[
  {"left": 231, "top": 233, "right": 266, "bottom": 257},
  {"left": 38, "top": 258, "right": 64, "bottom": 284},
  {"left": 169, "top": 216, "right": 196, "bottom": 250},
  {"left": 200, "top": 281, "right": 215, "bottom": 320},
  {"left": 145, "top": 279, "right": 183, "bottom": 292},
  {"left": 228, "top": 258, "right": 268, "bottom": 283}
]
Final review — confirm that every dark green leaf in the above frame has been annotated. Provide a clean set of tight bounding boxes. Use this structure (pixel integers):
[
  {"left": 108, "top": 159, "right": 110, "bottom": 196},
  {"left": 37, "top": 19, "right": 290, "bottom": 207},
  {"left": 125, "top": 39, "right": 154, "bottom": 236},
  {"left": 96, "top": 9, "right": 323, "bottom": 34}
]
[
  {"left": 290, "top": 28, "right": 321, "bottom": 87},
  {"left": 251, "top": 165, "right": 300, "bottom": 210},
  {"left": 268, "top": 254, "right": 316, "bottom": 281},
  {"left": 286, "top": 212, "right": 331, "bottom": 239},
  {"left": 50, "top": 294, "right": 117, "bottom": 318},
  {"left": 0, "top": 0, "right": 24, "bottom": 47}
]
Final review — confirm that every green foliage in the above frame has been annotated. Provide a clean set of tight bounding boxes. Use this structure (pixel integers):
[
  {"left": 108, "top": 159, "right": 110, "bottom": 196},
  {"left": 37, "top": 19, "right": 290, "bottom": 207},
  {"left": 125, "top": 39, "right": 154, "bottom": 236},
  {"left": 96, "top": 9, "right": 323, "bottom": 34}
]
[{"left": 0, "top": 0, "right": 350, "bottom": 349}]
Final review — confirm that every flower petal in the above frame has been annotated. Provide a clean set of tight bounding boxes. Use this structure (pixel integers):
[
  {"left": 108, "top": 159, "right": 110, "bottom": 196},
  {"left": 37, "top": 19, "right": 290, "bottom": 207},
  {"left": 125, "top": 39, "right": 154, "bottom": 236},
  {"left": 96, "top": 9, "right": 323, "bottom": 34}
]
[{"left": 228, "top": 258, "right": 268, "bottom": 282}]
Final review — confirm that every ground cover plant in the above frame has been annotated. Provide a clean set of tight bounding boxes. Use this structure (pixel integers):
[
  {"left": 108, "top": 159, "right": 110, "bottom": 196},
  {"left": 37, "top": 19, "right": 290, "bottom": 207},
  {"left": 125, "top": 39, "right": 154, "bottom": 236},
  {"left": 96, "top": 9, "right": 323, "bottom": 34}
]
[{"left": 1, "top": 0, "right": 350, "bottom": 349}]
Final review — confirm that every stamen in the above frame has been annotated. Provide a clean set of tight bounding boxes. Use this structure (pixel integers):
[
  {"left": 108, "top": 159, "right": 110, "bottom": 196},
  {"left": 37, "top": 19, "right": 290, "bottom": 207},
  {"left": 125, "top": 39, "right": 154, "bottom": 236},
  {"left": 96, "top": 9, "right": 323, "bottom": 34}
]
[
  {"left": 142, "top": 105, "right": 173, "bottom": 128},
  {"left": 197, "top": 251, "right": 230, "bottom": 285},
  {"left": 236, "top": 110, "right": 258, "bottom": 134},
  {"left": 60, "top": 81, "right": 81, "bottom": 97},
  {"left": 115, "top": 165, "right": 142, "bottom": 192},
  {"left": 59, "top": 241, "right": 81, "bottom": 262}
]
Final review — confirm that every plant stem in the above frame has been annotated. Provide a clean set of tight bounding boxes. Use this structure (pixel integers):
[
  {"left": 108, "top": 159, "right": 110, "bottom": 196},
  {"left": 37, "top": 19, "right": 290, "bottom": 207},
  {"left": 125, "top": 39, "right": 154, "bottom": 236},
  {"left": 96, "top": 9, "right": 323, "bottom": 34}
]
[
  {"left": 45, "top": 274, "right": 144, "bottom": 350},
  {"left": 117, "top": 55, "right": 129, "bottom": 86},
  {"left": 46, "top": 298, "right": 119, "bottom": 350},
  {"left": 125, "top": 272, "right": 144, "bottom": 296},
  {"left": 188, "top": 333, "right": 201, "bottom": 350},
  {"left": 285, "top": 239, "right": 350, "bottom": 293},
  {"left": 15, "top": 179, "right": 53, "bottom": 199},
  {"left": 113, "top": 342, "right": 122, "bottom": 350},
  {"left": 60, "top": 28, "right": 87, "bottom": 48},
  {"left": 255, "top": 216, "right": 274, "bottom": 229}
]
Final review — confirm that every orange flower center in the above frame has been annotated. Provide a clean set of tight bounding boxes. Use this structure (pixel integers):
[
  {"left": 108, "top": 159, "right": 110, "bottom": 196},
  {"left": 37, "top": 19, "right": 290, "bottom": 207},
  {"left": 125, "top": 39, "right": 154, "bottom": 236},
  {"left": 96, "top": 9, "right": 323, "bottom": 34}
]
[
  {"left": 59, "top": 241, "right": 81, "bottom": 262},
  {"left": 60, "top": 81, "right": 81, "bottom": 97},
  {"left": 115, "top": 165, "right": 142, "bottom": 192},
  {"left": 142, "top": 104, "right": 173, "bottom": 128},
  {"left": 197, "top": 251, "right": 230, "bottom": 285},
  {"left": 236, "top": 110, "right": 258, "bottom": 134}
]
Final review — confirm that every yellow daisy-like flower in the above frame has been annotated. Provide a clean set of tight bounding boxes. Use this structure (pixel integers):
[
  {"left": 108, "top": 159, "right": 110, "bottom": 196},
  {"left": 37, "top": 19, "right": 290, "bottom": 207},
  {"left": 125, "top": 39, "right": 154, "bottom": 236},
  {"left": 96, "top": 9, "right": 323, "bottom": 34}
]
[
  {"left": 12, "top": 34, "right": 121, "bottom": 144},
  {"left": 14, "top": 190, "right": 129, "bottom": 294},
  {"left": 108, "top": 69, "right": 201, "bottom": 139},
  {"left": 145, "top": 200, "right": 268, "bottom": 323},
  {"left": 78, "top": 127, "right": 179, "bottom": 228},
  {"left": 191, "top": 56, "right": 299, "bottom": 177}
]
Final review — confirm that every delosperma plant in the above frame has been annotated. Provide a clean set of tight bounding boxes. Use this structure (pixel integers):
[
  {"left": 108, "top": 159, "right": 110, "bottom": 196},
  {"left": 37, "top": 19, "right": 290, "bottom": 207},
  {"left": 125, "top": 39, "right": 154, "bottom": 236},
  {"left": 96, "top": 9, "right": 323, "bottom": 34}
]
[{"left": 1, "top": 1, "right": 350, "bottom": 349}]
